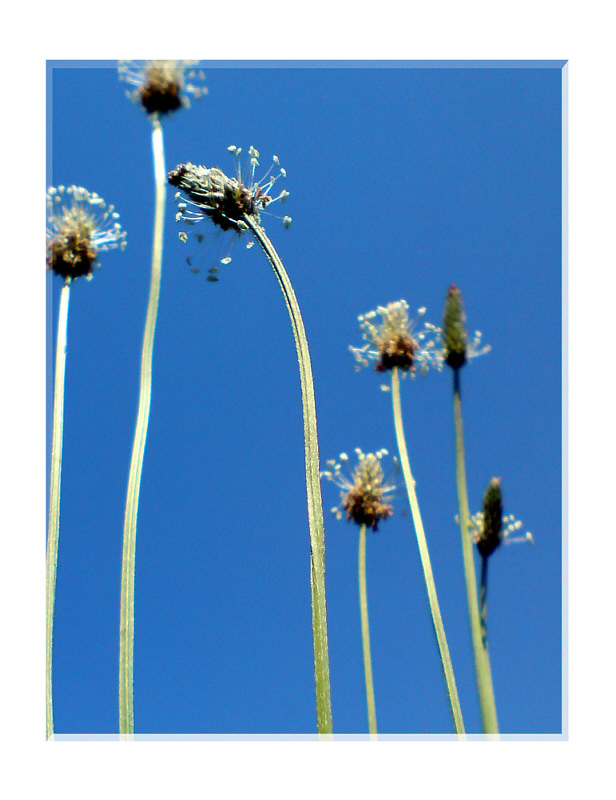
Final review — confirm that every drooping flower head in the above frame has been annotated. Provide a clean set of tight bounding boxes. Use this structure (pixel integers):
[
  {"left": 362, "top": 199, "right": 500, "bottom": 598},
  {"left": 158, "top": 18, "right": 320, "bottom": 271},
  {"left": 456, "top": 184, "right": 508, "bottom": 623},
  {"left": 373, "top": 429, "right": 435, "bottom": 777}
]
[
  {"left": 168, "top": 146, "right": 291, "bottom": 280},
  {"left": 46, "top": 186, "right": 127, "bottom": 281},
  {"left": 169, "top": 146, "right": 290, "bottom": 231},
  {"left": 321, "top": 448, "right": 397, "bottom": 531},
  {"left": 350, "top": 300, "right": 442, "bottom": 378},
  {"left": 469, "top": 477, "right": 534, "bottom": 558},
  {"left": 118, "top": 60, "right": 206, "bottom": 116},
  {"left": 441, "top": 284, "right": 491, "bottom": 370}
]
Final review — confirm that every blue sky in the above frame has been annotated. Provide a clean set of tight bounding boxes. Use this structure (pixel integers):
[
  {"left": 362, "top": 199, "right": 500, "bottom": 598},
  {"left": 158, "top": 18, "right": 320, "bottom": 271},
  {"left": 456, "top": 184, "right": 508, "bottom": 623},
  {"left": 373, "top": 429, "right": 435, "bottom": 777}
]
[{"left": 48, "top": 62, "right": 562, "bottom": 735}]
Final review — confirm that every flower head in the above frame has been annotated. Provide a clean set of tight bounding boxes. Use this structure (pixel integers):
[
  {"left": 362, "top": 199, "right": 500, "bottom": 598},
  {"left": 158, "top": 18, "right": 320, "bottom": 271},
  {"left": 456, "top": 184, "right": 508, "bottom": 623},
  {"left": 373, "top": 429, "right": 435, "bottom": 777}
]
[
  {"left": 118, "top": 60, "right": 206, "bottom": 116},
  {"left": 46, "top": 186, "right": 127, "bottom": 281},
  {"left": 441, "top": 284, "right": 491, "bottom": 370},
  {"left": 321, "top": 448, "right": 397, "bottom": 531},
  {"left": 169, "top": 146, "right": 290, "bottom": 279},
  {"left": 169, "top": 146, "right": 290, "bottom": 231},
  {"left": 468, "top": 477, "right": 534, "bottom": 558},
  {"left": 350, "top": 300, "right": 442, "bottom": 378}
]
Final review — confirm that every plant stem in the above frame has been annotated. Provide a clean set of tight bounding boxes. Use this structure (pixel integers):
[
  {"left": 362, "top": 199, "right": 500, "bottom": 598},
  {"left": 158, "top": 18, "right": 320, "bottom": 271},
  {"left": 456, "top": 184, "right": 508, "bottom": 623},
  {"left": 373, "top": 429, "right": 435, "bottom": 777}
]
[
  {"left": 358, "top": 524, "right": 377, "bottom": 736},
  {"left": 46, "top": 279, "right": 71, "bottom": 740},
  {"left": 243, "top": 216, "right": 333, "bottom": 735},
  {"left": 452, "top": 369, "right": 499, "bottom": 735},
  {"left": 479, "top": 556, "right": 489, "bottom": 649},
  {"left": 391, "top": 367, "right": 465, "bottom": 736},
  {"left": 119, "top": 119, "right": 166, "bottom": 736}
]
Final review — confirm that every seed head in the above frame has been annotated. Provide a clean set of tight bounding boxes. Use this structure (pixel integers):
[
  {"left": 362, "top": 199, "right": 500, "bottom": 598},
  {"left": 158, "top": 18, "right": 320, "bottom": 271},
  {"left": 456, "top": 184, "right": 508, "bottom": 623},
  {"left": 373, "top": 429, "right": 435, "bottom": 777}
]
[
  {"left": 350, "top": 300, "right": 442, "bottom": 379},
  {"left": 118, "top": 60, "right": 206, "bottom": 116},
  {"left": 46, "top": 186, "right": 127, "bottom": 281},
  {"left": 468, "top": 477, "right": 534, "bottom": 558},
  {"left": 321, "top": 448, "right": 397, "bottom": 531}
]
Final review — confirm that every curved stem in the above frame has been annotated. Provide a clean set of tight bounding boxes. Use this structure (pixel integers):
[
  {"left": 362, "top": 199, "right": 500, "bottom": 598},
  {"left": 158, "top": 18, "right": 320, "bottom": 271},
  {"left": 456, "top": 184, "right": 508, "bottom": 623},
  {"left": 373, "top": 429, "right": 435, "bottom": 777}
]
[
  {"left": 46, "top": 279, "right": 71, "bottom": 740},
  {"left": 453, "top": 370, "right": 499, "bottom": 735},
  {"left": 243, "top": 216, "right": 333, "bottom": 735},
  {"left": 391, "top": 367, "right": 465, "bottom": 736},
  {"left": 358, "top": 524, "right": 377, "bottom": 736},
  {"left": 119, "top": 119, "right": 166, "bottom": 736}
]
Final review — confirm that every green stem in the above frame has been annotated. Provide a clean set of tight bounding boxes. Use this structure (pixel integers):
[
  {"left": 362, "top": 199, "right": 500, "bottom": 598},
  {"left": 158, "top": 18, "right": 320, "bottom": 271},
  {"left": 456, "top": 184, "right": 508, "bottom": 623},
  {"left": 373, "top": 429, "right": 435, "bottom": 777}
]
[
  {"left": 358, "top": 524, "right": 377, "bottom": 736},
  {"left": 391, "top": 367, "right": 465, "bottom": 736},
  {"left": 479, "top": 556, "right": 489, "bottom": 649},
  {"left": 243, "top": 216, "right": 333, "bottom": 735},
  {"left": 119, "top": 119, "right": 166, "bottom": 736},
  {"left": 453, "top": 370, "right": 499, "bottom": 735},
  {"left": 46, "top": 279, "right": 71, "bottom": 740}
]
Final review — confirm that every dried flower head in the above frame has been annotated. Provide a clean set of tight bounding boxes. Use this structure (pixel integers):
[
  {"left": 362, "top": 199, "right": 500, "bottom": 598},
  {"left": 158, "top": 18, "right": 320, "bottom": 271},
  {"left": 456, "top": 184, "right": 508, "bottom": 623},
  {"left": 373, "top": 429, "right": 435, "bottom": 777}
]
[
  {"left": 321, "top": 448, "right": 397, "bottom": 531},
  {"left": 467, "top": 478, "right": 534, "bottom": 558},
  {"left": 169, "top": 146, "right": 290, "bottom": 279},
  {"left": 118, "top": 60, "right": 206, "bottom": 116},
  {"left": 350, "top": 300, "right": 442, "bottom": 379},
  {"left": 46, "top": 186, "right": 127, "bottom": 281},
  {"left": 441, "top": 284, "right": 491, "bottom": 370},
  {"left": 169, "top": 146, "right": 290, "bottom": 231}
]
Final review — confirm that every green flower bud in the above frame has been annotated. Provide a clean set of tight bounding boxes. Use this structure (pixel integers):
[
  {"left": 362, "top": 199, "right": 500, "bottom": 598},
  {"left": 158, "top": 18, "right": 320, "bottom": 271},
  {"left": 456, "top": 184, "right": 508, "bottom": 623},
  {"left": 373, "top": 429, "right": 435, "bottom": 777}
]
[
  {"left": 476, "top": 478, "right": 503, "bottom": 558},
  {"left": 442, "top": 284, "right": 468, "bottom": 370}
]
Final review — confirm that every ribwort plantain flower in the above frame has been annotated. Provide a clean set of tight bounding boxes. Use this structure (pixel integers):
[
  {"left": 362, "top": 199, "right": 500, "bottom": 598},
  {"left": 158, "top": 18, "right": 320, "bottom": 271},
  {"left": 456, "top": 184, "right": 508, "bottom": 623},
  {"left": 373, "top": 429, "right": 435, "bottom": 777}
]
[
  {"left": 169, "top": 146, "right": 291, "bottom": 280},
  {"left": 46, "top": 186, "right": 127, "bottom": 281},
  {"left": 321, "top": 449, "right": 397, "bottom": 531},
  {"left": 118, "top": 60, "right": 206, "bottom": 116},
  {"left": 350, "top": 300, "right": 442, "bottom": 380},
  {"left": 171, "top": 141, "right": 332, "bottom": 731},
  {"left": 441, "top": 284, "right": 491, "bottom": 370},
  {"left": 170, "top": 146, "right": 290, "bottom": 231},
  {"left": 468, "top": 478, "right": 534, "bottom": 558}
]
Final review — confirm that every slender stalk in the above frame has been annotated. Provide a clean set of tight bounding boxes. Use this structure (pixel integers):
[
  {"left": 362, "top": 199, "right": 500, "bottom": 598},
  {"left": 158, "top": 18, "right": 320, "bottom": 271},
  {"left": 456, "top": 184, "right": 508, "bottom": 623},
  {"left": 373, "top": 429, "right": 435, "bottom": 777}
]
[
  {"left": 46, "top": 279, "right": 71, "bottom": 740},
  {"left": 391, "top": 367, "right": 465, "bottom": 736},
  {"left": 119, "top": 119, "right": 166, "bottom": 735},
  {"left": 453, "top": 369, "right": 499, "bottom": 735},
  {"left": 479, "top": 556, "right": 489, "bottom": 649},
  {"left": 358, "top": 524, "right": 377, "bottom": 736},
  {"left": 243, "top": 216, "right": 333, "bottom": 735}
]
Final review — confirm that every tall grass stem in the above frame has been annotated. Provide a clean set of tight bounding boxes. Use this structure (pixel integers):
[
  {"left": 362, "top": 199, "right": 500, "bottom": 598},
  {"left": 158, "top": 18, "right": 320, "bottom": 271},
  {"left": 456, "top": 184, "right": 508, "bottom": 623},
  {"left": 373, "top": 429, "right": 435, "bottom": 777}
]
[
  {"left": 391, "top": 367, "right": 465, "bottom": 736},
  {"left": 46, "top": 279, "right": 71, "bottom": 740},
  {"left": 358, "top": 524, "right": 377, "bottom": 736},
  {"left": 243, "top": 217, "right": 333, "bottom": 735},
  {"left": 453, "top": 370, "right": 499, "bottom": 735},
  {"left": 119, "top": 119, "right": 166, "bottom": 735}
]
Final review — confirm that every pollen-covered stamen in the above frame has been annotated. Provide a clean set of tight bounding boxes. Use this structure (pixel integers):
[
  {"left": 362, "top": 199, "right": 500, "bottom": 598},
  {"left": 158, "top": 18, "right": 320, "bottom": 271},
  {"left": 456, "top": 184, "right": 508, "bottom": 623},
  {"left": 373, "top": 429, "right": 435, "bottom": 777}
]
[
  {"left": 321, "top": 448, "right": 397, "bottom": 531},
  {"left": 231, "top": 145, "right": 289, "bottom": 206}
]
